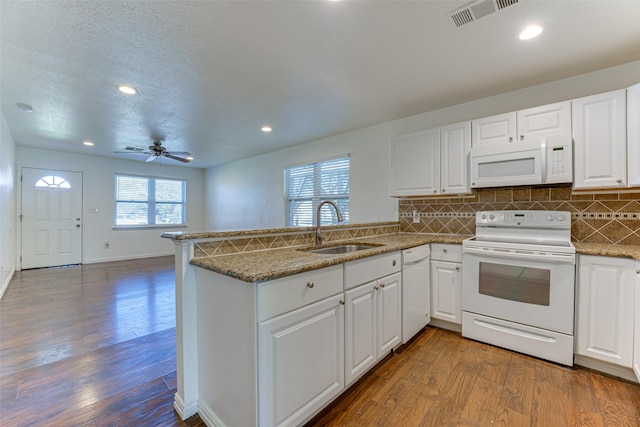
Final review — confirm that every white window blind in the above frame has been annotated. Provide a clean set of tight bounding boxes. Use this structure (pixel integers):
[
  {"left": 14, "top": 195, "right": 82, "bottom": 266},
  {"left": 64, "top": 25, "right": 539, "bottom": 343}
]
[
  {"left": 115, "top": 175, "right": 186, "bottom": 226},
  {"left": 284, "top": 156, "right": 350, "bottom": 227}
]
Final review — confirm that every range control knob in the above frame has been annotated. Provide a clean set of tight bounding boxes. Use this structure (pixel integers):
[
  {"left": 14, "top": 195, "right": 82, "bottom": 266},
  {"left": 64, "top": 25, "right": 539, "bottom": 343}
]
[
  {"left": 546, "top": 214, "right": 555, "bottom": 221},
  {"left": 489, "top": 214, "right": 495, "bottom": 220},
  {"left": 480, "top": 213, "right": 487, "bottom": 220},
  {"left": 556, "top": 214, "right": 565, "bottom": 221}
]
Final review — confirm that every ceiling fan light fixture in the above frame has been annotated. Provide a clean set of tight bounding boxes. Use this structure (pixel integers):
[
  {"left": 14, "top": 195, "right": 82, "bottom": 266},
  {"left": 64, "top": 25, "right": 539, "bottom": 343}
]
[
  {"left": 519, "top": 25, "right": 543, "bottom": 40},
  {"left": 117, "top": 84, "right": 138, "bottom": 95}
]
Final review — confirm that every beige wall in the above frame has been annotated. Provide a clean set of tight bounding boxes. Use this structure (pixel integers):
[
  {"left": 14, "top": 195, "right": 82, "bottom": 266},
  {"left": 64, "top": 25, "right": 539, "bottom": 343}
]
[{"left": 205, "top": 60, "right": 640, "bottom": 231}]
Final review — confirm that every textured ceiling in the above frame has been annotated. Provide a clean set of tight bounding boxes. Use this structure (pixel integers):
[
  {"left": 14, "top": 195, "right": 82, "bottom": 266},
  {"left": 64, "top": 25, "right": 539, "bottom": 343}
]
[{"left": 1, "top": 0, "right": 640, "bottom": 169}]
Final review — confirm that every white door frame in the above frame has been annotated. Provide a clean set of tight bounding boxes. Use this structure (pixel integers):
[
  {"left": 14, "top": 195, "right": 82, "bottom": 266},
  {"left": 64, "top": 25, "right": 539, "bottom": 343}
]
[{"left": 17, "top": 166, "right": 84, "bottom": 270}]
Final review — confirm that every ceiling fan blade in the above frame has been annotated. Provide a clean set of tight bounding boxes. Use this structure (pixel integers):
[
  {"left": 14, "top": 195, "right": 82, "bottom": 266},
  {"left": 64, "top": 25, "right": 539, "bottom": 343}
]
[
  {"left": 164, "top": 153, "right": 191, "bottom": 163},
  {"left": 145, "top": 155, "right": 157, "bottom": 162},
  {"left": 167, "top": 151, "right": 192, "bottom": 157},
  {"left": 114, "top": 150, "right": 153, "bottom": 155}
]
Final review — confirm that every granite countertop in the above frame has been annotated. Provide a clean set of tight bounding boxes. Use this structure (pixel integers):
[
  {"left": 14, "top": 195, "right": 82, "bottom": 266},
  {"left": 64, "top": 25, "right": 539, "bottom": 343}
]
[
  {"left": 188, "top": 232, "right": 640, "bottom": 283},
  {"left": 573, "top": 242, "right": 640, "bottom": 261},
  {"left": 190, "top": 233, "right": 469, "bottom": 282}
]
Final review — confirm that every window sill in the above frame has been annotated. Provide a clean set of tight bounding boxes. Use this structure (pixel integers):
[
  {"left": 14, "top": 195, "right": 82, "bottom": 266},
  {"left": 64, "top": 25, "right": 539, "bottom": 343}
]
[{"left": 113, "top": 224, "right": 188, "bottom": 230}]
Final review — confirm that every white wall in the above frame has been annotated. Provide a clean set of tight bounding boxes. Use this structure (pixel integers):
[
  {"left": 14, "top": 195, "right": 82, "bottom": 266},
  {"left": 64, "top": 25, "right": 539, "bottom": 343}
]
[
  {"left": 206, "top": 60, "right": 640, "bottom": 231},
  {"left": 16, "top": 146, "right": 205, "bottom": 265},
  {"left": 0, "top": 114, "right": 17, "bottom": 298}
]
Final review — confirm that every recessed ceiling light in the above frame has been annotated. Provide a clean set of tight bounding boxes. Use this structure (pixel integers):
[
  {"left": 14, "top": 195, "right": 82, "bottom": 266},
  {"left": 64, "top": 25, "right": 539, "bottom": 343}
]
[
  {"left": 83, "top": 141, "right": 94, "bottom": 146},
  {"left": 261, "top": 126, "right": 272, "bottom": 133},
  {"left": 16, "top": 102, "right": 33, "bottom": 112},
  {"left": 117, "top": 84, "right": 138, "bottom": 95},
  {"left": 519, "top": 25, "right": 543, "bottom": 40}
]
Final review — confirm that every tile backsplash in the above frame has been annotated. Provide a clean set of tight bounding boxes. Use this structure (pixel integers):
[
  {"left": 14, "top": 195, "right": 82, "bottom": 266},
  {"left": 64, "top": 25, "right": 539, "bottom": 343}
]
[{"left": 399, "top": 184, "right": 640, "bottom": 245}]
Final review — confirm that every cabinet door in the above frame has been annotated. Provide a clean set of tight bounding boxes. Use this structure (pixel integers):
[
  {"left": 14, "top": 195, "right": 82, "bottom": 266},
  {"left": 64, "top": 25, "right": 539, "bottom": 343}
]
[
  {"left": 634, "top": 261, "right": 640, "bottom": 382},
  {"left": 440, "top": 121, "right": 471, "bottom": 194},
  {"left": 576, "top": 255, "right": 634, "bottom": 367},
  {"left": 390, "top": 128, "right": 440, "bottom": 196},
  {"left": 517, "top": 101, "right": 571, "bottom": 142},
  {"left": 628, "top": 83, "right": 640, "bottom": 187},
  {"left": 344, "top": 282, "right": 377, "bottom": 386},
  {"left": 377, "top": 272, "right": 402, "bottom": 359},
  {"left": 258, "top": 294, "right": 344, "bottom": 427},
  {"left": 430, "top": 260, "right": 462, "bottom": 324},
  {"left": 572, "top": 90, "right": 627, "bottom": 189},
  {"left": 472, "top": 112, "right": 516, "bottom": 147}
]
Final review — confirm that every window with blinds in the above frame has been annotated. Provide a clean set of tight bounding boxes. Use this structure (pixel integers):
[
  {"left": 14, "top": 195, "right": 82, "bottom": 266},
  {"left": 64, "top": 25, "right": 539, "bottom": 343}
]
[
  {"left": 284, "top": 156, "right": 350, "bottom": 227},
  {"left": 115, "top": 175, "right": 186, "bottom": 226}
]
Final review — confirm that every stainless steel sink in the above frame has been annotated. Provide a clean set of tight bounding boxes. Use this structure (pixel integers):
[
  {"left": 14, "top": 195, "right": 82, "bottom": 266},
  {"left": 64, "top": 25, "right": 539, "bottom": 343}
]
[{"left": 305, "top": 244, "right": 379, "bottom": 255}]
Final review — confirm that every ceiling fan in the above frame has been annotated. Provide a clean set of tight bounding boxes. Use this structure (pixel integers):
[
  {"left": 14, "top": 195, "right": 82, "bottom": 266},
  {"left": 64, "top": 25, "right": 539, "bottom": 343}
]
[{"left": 115, "top": 140, "right": 192, "bottom": 163}]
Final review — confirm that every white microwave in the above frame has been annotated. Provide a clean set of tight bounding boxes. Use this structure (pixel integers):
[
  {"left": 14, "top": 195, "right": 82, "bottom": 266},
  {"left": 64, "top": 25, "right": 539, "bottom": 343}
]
[{"left": 470, "top": 134, "right": 572, "bottom": 188}]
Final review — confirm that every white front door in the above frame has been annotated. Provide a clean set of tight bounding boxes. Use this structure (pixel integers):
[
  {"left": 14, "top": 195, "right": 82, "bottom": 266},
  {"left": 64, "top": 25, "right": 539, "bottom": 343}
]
[{"left": 21, "top": 168, "right": 83, "bottom": 269}]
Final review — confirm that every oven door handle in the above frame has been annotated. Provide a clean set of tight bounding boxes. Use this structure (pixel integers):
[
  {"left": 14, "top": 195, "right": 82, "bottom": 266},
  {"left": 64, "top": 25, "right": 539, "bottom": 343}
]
[{"left": 462, "top": 246, "right": 575, "bottom": 263}]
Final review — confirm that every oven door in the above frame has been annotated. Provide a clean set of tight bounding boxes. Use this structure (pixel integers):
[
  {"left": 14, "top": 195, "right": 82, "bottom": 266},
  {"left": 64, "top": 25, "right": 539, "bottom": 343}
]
[{"left": 462, "top": 249, "right": 575, "bottom": 335}]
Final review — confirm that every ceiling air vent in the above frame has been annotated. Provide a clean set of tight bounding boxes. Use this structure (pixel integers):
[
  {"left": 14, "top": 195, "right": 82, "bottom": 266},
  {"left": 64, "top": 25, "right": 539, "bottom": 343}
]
[{"left": 449, "top": 0, "right": 520, "bottom": 28}]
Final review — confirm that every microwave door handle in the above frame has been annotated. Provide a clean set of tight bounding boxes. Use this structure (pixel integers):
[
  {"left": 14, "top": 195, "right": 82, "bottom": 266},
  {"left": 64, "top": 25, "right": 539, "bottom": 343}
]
[{"left": 540, "top": 138, "right": 547, "bottom": 183}]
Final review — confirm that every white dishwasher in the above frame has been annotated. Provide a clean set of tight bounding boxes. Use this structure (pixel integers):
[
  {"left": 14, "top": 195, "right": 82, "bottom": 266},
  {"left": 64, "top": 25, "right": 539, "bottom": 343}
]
[{"left": 402, "top": 244, "right": 430, "bottom": 343}]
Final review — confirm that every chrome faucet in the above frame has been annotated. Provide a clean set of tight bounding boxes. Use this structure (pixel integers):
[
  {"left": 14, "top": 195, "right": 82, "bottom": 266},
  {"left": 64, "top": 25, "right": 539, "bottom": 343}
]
[{"left": 316, "top": 200, "right": 344, "bottom": 246}]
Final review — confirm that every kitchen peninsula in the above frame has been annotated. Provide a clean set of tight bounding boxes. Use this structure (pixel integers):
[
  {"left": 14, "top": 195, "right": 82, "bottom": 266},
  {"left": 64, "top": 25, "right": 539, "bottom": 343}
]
[{"left": 162, "top": 221, "right": 469, "bottom": 426}]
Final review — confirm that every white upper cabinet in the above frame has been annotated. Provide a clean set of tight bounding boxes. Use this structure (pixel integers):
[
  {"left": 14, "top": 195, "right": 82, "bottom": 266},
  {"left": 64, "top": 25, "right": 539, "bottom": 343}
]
[
  {"left": 390, "top": 121, "right": 470, "bottom": 197},
  {"left": 472, "top": 101, "right": 571, "bottom": 147},
  {"left": 572, "top": 89, "right": 627, "bottom": 189},
  {"left": 516, "top": 101, "right": 572, "bottom": 141},
  {"left": 440, "top": 121, "right": 471, "bottom": 194},
  {"left": 390, "top": 127, "right": 440, "bottom": 196},
  {"left": 628, "top": 83, "right": 640, "bottom": 187},
  {"left": 472, "top": 112, "right": 516, "bottom": 146}
]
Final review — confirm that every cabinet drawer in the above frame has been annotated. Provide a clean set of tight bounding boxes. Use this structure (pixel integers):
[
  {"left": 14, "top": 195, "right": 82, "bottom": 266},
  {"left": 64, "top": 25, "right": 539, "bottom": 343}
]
[
  {"left": 430, "top": 243, "right": 462, "bottom": 262},
  {"left": 257, "top": 265, "right": 343, "bottom": 322},
  {"left": 344, "top": 252, "right": 401, "bottom": 290}
]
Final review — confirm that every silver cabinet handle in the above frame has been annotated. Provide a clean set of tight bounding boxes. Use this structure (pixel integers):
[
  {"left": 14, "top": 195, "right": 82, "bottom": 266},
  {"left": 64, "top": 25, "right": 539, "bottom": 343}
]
[
  {"left": 380, "top": 283, "right": 385, "bottom": 288},
  {"left": 76, "top": 224, "right": 81, "bottom": 228},
  {"left": 617, "top": 178, "right": 623, "bottom": 183},
  {"left": 392, "top": 260, "right": 397, "bottom": 267},
  {"left": 509, "top": 136, "right": 513, "bottom": 142},
  {"left": 339, "top": 300, "right": 345, "bottom": 305},
  {"left": 306, "top": 282, "right": 314, "bottom": 288},
  {"left": 520, "top": 135, "right": 524, "bottom": 140},
  {"left": 443, "top": 248, "right": 448, "bottom": 253},
  {"left": 455, "top": 266, "right": 460, "bottom": 271},
  {"left": 373, "top": 286, "right": 379, "bottom": 291}
]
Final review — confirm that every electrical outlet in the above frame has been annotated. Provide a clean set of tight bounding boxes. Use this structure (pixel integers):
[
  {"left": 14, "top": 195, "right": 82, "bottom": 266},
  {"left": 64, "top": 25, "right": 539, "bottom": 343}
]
[{"left": 412, "top": 209, "right": 420, "bottom": 223}]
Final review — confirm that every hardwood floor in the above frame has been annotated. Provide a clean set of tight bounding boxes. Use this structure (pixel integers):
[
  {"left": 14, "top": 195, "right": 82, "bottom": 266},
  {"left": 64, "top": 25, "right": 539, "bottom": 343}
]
[
  {"left": 307, "top": 327, "right": 640, "bottom": 427},
  {"left": 2, "top": 257, "right": 639, "bottom": 427},
  {"left": 0, "top": 256, "right": 204, "bottom": 426}
]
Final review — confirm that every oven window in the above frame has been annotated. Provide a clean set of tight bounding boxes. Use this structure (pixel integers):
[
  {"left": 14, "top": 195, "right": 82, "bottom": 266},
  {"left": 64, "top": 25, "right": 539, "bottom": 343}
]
[{"left": 478, "top": 262, "right": 550, "bottom": 306}]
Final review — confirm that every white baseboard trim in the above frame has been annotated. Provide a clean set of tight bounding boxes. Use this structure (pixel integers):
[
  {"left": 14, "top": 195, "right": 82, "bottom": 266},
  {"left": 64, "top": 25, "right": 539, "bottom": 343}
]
[
  {"left": 84, "top": 251, "right": 174, "bottom": 264},
  {"left": 198, "top": 401, "right": 228, "bottom": 427},
  {"left": 429, "top": 318, "right": 462, "bottom": 333},
  {"left": 173, "top": 392, "right": 199, "bottom": 421},
  {"left": 574, "top": 355, "right": 638, "bottom": 383},
  {"left": 0, "top": 266, "right": 15, "bottom": 300}
]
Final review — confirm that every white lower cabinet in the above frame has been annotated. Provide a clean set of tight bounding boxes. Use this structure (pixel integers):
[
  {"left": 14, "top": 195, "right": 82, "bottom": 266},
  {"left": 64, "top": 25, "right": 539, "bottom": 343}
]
[
  {"left": 634, "top": 261, "right": 640, "bottom": 382},
  {"left": 576, "top": 255, "right": 634, "bottom": 367},
  {"left": 258, "top": 294, "right": 344, "bottom": 427},
  {"left": 344, "top": 272, "right": 402, "bottom": 386},
  {"left": 430, "top": 244, "right": 462, "bottom": 325}
]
